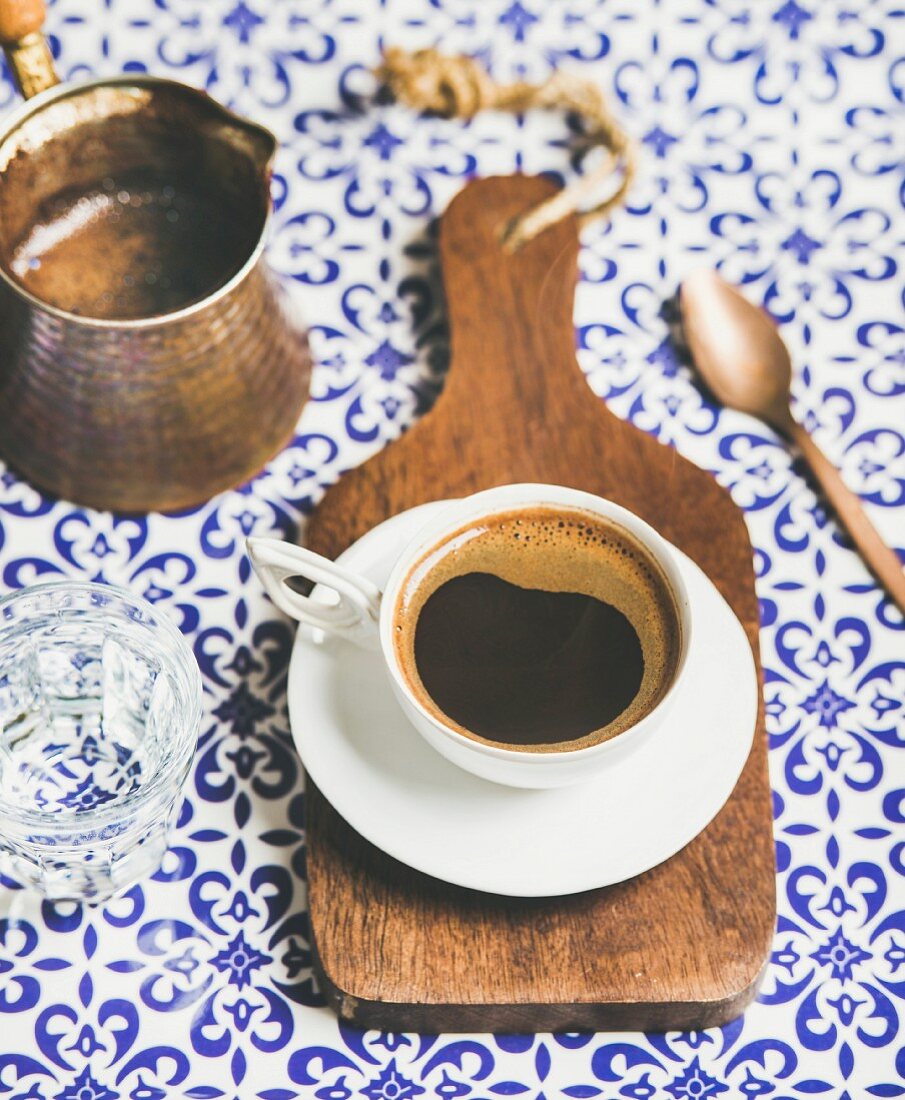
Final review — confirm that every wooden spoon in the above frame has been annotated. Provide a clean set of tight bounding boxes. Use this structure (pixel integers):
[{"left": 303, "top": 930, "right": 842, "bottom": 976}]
[{"left": 680, "top": 269, "right": 905, "bottom": 615}]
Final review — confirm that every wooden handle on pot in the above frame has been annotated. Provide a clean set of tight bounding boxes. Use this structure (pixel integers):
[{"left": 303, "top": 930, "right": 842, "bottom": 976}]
[
  {"left": 0, "top": 0, "right": 58, "bottom": 99},
  {"left": 0, "top": 0, "right": 45, "bottom": 43}
]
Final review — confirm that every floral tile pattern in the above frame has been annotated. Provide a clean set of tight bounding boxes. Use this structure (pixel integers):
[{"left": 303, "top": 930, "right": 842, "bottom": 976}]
[{"left": 0, "top": 1, "right": 902, "bottom": 1097}]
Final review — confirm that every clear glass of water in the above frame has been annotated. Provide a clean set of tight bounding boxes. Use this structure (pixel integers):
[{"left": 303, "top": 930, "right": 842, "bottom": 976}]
[{"left": 0, "top": 582, "right": 202, "bottom": 904}]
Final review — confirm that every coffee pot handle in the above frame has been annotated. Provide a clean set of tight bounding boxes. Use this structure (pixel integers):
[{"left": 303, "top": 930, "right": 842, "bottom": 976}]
[
  {"left": 0, "top": 0, "right": 59, "bottom": 99},
  {"left": 246, "top": 537, "right": 383, "bottom": 649}
]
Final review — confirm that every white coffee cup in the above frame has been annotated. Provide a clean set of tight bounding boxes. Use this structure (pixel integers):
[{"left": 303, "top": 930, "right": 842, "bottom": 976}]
[{"left": 247, "top": 483, "right": 691, "bottom": 788}]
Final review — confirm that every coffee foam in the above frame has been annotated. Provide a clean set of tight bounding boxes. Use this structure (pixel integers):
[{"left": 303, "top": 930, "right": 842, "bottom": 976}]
[{"left": 393, "top": 505, "right": 682, "bottom": 752}]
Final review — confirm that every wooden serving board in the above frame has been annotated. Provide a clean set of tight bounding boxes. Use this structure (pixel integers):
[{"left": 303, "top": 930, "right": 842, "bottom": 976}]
[{"left": 304, "top": 175, "right": 775, "bottom": 1033}]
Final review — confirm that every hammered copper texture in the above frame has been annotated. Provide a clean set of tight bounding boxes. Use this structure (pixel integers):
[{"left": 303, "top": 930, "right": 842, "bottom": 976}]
[
  {"left": 0, "top": 261, "right": 309, "bottom": 511},
  {"left": 0, "top": 76, "right": 309, "bottom": 512}
]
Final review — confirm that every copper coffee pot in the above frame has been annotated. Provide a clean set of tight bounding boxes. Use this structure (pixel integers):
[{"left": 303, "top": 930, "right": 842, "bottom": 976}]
[{"left": 0, "top": 0, "right": 309, "bottom": 512}]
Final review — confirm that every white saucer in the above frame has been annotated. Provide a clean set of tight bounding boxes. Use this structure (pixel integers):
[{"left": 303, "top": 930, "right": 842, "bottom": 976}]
[{"left": 287, "top": 502, "right": 758, "bottom": 897}]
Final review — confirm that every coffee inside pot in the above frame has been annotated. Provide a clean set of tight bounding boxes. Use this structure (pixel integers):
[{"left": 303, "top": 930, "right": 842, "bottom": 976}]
[{"left": 0, "top": 83, "right": 271, "bottom": 320}]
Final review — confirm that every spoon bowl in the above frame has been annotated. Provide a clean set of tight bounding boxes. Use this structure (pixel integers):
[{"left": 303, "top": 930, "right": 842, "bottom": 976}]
[
  {"left": 680, "top": 268, "right": 905, "bottom": 616},
  {"left": 680, "top": 269, "right": 794, "bottom": 433}
]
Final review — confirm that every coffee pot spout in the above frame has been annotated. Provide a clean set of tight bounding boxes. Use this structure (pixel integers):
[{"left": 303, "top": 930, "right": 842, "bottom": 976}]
[
  {"left": 205, "top": 101, "right": 279, "bottom": 189},
  {"left": 228, "top": 114, "right": 279, "bottom": 181}
]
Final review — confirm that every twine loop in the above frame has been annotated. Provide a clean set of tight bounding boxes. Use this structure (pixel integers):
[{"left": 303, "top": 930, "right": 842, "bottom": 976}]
[{"left": 376, "top": 46, "right": 635, "bottom": 250}]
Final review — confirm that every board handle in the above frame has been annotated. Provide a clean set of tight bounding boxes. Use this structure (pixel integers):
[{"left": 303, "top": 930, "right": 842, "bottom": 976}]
[
  {"left": 0, "top": 0, "right": 58, "bottom": 98},
  {"left": 436, "top": 174, "right": 595, "bottom": 427}
]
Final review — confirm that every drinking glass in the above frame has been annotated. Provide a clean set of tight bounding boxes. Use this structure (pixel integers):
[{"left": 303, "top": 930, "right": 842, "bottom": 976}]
[{"left": 0, "top": 581, "right": 202, "bottom": 903}]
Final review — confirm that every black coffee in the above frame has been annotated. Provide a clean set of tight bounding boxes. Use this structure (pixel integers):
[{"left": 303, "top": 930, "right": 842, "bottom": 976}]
[{"left": 393, "top": 506, "right": 681, "bottom": 752}]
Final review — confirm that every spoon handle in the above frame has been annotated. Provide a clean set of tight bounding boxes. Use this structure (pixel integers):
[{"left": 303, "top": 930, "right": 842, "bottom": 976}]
[{"left": 788, "top": 421, "right": 905, "bottom": 614}]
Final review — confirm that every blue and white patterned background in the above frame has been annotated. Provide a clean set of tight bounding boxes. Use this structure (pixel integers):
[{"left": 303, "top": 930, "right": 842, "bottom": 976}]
[{"left": 1, "top": 1, "right": 903, "bottom": 1097}]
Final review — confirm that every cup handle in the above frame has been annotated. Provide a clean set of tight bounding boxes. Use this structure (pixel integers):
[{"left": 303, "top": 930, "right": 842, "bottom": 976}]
[{"left": 246, "top": 537, "right": 382, "bottom": 648}]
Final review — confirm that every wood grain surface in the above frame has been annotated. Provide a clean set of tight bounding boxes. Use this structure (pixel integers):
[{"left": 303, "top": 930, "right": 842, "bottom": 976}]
[{"left": 304, "top": 174, "right": 776, "bottom": 1033}]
